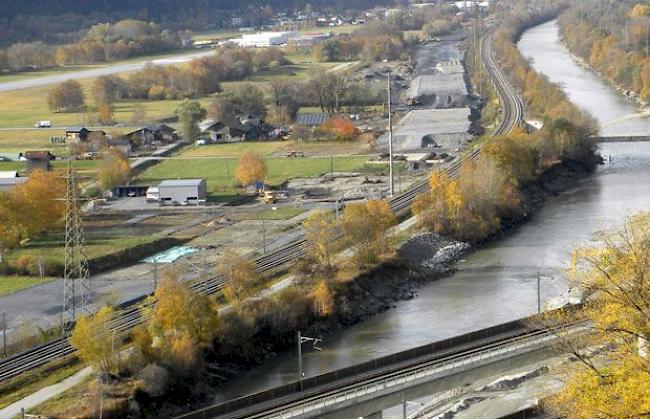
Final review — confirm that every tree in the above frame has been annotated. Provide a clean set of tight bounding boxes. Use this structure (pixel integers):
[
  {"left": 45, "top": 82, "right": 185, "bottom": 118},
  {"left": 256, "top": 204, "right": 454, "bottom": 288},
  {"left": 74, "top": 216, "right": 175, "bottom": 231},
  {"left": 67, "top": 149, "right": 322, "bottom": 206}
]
[
  {"left": 97, "top": 102, "right": 114, "bottom": 125},
  {"left": 321, "top": 116, "right": 359, "bottom": 141},
  {"left": 174, "top": 99, "right": 206, "bottom": 144},
  {"left": 148, "top": 270, "right": 219, "bottom": 345},
  {"left": 547, "top": 212, "right": 650, "bottom": 418},
  {"left": 303, "top": 210, "right": 338, "bottom": 274},
  {"left": 342, "top": 200, "right": 396, "bottom": 265},
  {"left": 0, "top": 170, "right": 66, "bottom": 248},
  {"left": 70, "top": 306, "right": 119, "bottom": 373},
  {"left": 235, "top": 152, "right": 267, "bottom": 186},
  {"left": 93, "top": 75, "right": 125, "bottom": 105},
  {"left": 228, "top": 84, "right": 267, "bottom": 117},
  {"left": 217, "top": 250, "right": 260, "bottom": 302},
  {"left": 208, "top": 98, "right": 236, "bottom": 122},
  {"left": 131, "top": 103, "right": 147, "bottom": 124},
  {"left": 47, "top": 80, "right": 85, "bottom": 112},
  {"left": 311, "top": 279, "right": 334, "bottom": 317},
  {"left": 96, "top": 148, "right": 130, "bottom": 192}
]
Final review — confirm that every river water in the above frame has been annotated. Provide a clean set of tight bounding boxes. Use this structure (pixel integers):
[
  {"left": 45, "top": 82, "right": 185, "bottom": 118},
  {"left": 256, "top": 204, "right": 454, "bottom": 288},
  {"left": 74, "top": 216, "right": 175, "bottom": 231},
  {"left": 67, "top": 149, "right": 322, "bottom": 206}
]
[{"left": 215, "top": 20, "right": 650, "bottom": 402}]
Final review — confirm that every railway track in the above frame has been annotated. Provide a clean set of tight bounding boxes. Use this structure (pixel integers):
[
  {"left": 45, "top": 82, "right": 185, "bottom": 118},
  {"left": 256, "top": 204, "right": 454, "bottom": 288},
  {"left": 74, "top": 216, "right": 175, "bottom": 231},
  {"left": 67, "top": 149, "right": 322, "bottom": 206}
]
[
  {"left": 177, "top": 321, "right": 579, "bottom": 419},
  {"left": 0, "top": 31, "right": 524, "bottom": 384}
]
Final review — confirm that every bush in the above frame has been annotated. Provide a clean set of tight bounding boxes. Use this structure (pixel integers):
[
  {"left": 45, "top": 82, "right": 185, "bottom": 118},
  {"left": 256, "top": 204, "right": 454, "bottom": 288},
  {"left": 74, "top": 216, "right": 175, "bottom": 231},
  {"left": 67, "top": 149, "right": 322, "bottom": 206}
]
[{"left": 138, "top": 363, "right": 170, "bottom": 398}]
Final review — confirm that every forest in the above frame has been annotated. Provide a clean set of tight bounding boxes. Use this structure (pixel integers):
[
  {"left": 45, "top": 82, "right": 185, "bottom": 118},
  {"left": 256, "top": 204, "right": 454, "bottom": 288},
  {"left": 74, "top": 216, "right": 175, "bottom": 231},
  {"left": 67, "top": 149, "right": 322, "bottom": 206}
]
[
  {"left": 0, "top": 0, "right": 393, "bottom": 47},
  {"left": 559, "top": 1, "right": 650, "bottom": 101}
]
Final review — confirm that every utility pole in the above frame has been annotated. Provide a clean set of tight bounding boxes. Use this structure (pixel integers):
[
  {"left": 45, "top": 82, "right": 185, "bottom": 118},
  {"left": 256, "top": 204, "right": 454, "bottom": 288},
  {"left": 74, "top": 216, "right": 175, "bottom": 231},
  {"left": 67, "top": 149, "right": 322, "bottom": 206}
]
[
  {"left": 537, "top": 271, "right": 541, "bottom": 314},
  {"left": 296, "top": 331, "right": 322, "bottom": 390},
  {"left": 387, "top": 71, "right": 394, "bottom": 197},
  {"left": 62, "top": 161, "right": 91, "bottom": 345},
  {"left": 2, "top": 313, "right": 6, "bottom": 358},
  {"left": 262, "top": 220, "right": 267, "bottom": 254},
  {"left": 402, "top": 397, "right": 407, "bottom": 419}
]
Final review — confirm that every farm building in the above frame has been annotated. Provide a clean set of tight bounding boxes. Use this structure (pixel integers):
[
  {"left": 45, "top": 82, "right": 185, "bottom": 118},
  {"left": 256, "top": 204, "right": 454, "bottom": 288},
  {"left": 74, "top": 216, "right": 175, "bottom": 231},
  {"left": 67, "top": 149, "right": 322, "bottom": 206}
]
[
  {"left": 158, "top": 179, "right": 207, "bottom": 205},
  {"left": 233, "top": 31, "right": 299, "bottom": 47},
  {"left": 65, "top": 127, "right": 105, "bottom": 144},
  {"left": 22, "top": 151, "right": 54, "bottom": 172},
  {"left": 0, "top": 177, "right": 27, "bottom": 192}
]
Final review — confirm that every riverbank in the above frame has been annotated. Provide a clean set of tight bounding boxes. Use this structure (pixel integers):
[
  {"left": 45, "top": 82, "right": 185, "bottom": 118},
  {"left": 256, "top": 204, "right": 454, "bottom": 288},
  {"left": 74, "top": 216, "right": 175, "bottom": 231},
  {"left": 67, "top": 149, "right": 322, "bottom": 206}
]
[{"left": 138, "top": 157, "right": 596, "bottom": 418}]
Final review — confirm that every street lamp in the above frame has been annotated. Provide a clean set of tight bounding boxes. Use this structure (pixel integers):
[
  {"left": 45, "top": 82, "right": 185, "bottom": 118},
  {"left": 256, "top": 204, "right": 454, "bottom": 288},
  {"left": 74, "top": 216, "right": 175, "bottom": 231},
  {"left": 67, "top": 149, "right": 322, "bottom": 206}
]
[{"left": 297, "top": 330, "right": 322, "bottom": 390}]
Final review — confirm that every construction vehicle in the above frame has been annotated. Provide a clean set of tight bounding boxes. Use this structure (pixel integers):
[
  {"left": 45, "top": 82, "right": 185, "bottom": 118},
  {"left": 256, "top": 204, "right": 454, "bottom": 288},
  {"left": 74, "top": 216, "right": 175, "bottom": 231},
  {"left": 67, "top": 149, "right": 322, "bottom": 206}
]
[{"left": 257, "top": 178, "right": 276, "bottom": 203}]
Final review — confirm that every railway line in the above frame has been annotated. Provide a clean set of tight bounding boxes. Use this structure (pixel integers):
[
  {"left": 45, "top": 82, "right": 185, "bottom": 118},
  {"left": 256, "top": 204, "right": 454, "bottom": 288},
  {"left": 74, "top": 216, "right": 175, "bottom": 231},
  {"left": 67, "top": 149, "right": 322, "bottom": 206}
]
[
  {"left": 0, "top": 31, "right": 524, "bottom": 385},
  {"left": 177, "top": 319, "right": 580, "bottom": 419}
]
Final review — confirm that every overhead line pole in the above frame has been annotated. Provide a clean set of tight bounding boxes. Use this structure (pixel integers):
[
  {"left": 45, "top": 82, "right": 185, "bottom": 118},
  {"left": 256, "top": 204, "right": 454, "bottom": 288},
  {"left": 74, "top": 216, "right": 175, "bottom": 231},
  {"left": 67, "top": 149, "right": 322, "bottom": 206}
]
[{"left": 388, "top": 70, "right": 394, "bottom": 197}]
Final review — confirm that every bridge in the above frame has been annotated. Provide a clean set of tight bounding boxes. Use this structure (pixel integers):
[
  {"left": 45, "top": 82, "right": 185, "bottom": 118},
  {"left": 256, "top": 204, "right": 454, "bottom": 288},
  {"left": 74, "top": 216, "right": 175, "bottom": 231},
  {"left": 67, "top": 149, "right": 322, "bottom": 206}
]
[
  {"left": 176, "top": 315, "right": 582, "bottom": 419},
  {"left": 591, "top": 135, "right": 650, "bottom": 143}
]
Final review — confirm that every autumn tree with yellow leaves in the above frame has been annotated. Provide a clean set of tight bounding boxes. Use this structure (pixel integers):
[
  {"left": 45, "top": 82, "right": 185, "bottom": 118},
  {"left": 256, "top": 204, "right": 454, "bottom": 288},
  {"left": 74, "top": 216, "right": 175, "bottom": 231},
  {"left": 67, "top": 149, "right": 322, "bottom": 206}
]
[
  {"left": 96, "top": 148, "right": 131, "bottom": 192},
  {"left": 136, "top": 270, "right": 219, "bottom": 373},
  {"left": 0, "top": 170, "right": 66, "bottom": 248},
  {"left": 341, "top": 200, "right": 396, "bottom": 266},
  {"left": 302, "top": 210, "right": 339, "bottom": 275},
  {"left": 235, "top": 152, "right": 267, "bottom": 186},
  {"left": 546, "top": 212, "right": 650, "bottom": 418},
  {"left": 70, "top": 306, "right": 120, "bottom": 373},
  {"left": 218, "top": 250, "right": 260, "bottom": 302},
  {"left": 412, "top": 159, "right": 520, "bottom": 242}
]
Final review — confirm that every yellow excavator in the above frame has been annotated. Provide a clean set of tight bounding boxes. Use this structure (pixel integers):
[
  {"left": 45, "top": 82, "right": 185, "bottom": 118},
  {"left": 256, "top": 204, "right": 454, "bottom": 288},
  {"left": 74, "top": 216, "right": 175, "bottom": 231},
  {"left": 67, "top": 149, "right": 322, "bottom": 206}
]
[{"left": 258, "top": 178, "right": 276, "bottom": 204}]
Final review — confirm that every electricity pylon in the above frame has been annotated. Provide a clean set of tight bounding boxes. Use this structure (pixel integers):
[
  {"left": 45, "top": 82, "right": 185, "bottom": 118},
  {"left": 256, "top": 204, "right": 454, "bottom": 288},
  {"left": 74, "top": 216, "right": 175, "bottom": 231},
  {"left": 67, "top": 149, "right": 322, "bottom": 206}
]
[{"left": 61, "top": 161, "right": 91, "bottom": 337}]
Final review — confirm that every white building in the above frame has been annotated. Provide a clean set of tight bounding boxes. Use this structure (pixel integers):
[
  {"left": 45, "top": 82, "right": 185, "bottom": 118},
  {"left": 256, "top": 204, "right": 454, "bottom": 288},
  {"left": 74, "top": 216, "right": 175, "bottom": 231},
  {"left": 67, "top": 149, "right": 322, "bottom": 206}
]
[
  {"left": 158, "top": 179, "right": 207, "bottom": 205},
  {"left": 232, "top": 31, "right": 299, "bottom": 47}
]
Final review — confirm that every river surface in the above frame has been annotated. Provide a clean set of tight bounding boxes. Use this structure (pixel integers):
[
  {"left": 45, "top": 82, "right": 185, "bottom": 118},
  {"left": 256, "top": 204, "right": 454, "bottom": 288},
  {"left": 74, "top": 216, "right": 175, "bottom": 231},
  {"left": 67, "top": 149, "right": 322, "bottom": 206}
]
[{"left": 214, "top": 19, "right": 650, "bottom": 402}]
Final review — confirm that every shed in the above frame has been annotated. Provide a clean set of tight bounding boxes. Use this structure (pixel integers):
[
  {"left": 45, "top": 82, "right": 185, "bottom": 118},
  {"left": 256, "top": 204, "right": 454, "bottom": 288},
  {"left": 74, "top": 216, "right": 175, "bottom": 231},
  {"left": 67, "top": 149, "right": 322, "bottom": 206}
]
[
  {"left": 200, "top": 119, "right": 250, "bottom": 143},
  {"left": 158, "top": 179, "right": 207, "bottom": 205},
  {"left": 23, "top": 151, "right": 54, "bottom": 172},
  {"left": 0, "top": 177, "right": 28, "bottom": 192},
  {"left": 65, "top": 127, "right": 105, "bottom": 143},
  {"left": 0, "top": 171, "right": 18, "bottom": 178}
]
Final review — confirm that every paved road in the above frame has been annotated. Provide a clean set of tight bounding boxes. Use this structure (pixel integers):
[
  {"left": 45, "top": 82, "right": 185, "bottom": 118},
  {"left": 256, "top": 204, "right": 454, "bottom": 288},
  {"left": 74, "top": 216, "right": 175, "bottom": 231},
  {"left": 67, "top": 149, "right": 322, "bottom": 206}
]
[
  {"left": 0, "top": 49, "right": 216, "bottom": 93},
  {"left": 0, "top": 367, "right": 93, "bottom": 419}
]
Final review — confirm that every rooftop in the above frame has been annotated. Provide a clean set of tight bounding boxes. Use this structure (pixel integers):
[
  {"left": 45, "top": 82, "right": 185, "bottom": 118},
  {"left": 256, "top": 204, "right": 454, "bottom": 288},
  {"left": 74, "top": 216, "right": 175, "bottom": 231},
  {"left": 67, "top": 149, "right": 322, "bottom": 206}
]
[
  {"left": 0, "top": 177, "right": 28, "bottom": 187},
  {"left": 295, "top": 112, "right": 331, "bottom": 126},
  {"left": 0, "top": 171, "right": 18, "bottom": 178},
  {"left": 159, "top": 179, "right": 205, "bottom": 187},
  {"left": 24, "top": 151, "right": 53, "bottom": 161}
]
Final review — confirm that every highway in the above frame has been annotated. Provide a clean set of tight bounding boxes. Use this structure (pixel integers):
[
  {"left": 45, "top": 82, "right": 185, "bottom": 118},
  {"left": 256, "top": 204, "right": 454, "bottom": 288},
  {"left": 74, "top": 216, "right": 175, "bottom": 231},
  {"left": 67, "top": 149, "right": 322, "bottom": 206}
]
[
  {"left": 0, "top": 50, "right": 216, "bottom": 93},
  {"left": 0, "top": 30, "right": 524, "bottom": 385}
]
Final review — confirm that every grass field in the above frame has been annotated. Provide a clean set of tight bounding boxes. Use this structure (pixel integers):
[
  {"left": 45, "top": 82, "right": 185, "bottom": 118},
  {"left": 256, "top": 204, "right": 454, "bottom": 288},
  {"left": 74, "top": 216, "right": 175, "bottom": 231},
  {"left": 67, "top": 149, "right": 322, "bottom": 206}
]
[
  {"left": 0, "top": 276, "right": 54, "bottom": 296},
  {"left": 183, "top": 139, "right": 369, "bottom": 158},
  {"left": 233, "top": 206, "right": 305, "bottom": 221},
  {"left": 138, "top": 154, "right": 371, "bottom": 201},
  {"left": 0, "top": 58, "right": 342, "bottom": 128}
]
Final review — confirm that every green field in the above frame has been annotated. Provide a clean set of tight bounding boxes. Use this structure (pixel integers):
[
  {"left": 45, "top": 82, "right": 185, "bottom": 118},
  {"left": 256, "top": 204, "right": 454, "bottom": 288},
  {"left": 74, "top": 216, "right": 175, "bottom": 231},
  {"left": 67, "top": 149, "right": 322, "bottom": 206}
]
[
  {"left": 0, "top": 58, "right": 342, "bottom": 128},
  {"left": 0, "top": 276, "right": 54, "bottom": 296},
  {"left": 138, "top": 154, "right": 372, "bottom": 201}
]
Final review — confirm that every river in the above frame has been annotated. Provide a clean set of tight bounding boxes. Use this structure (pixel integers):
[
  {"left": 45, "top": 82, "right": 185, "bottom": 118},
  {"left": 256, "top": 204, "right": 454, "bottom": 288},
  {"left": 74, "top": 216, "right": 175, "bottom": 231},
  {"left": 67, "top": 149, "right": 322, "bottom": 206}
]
[{"left": 214, "top": 19, "right": 650, "bottom": 402}]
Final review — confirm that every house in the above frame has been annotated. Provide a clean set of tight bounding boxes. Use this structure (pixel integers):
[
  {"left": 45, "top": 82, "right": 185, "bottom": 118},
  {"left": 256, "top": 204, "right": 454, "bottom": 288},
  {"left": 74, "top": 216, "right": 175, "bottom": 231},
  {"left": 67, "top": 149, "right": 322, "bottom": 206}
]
[
  {"left": 239, "top": 116, "right": 273, "bottom": 139},
  {"left": 157, "top": 179, "right": 207, "bottom": 205},
  {"left": 107, "top": 137, "right": 133, "bottom": 156},
  {"left": 126, "top": 124, "right": 178, "bottom": 147},
  {"left": 65, "top": 127, "right": 106, "bottom": 144},
  {"left": 295, "top": 112, "right": 332, "bottom": 126},
  {"left": 22, "top": 151, "right": 54, "bottom": 172},
  {"left": 200, "top": 119, "right": 250, "bottom": 143}
]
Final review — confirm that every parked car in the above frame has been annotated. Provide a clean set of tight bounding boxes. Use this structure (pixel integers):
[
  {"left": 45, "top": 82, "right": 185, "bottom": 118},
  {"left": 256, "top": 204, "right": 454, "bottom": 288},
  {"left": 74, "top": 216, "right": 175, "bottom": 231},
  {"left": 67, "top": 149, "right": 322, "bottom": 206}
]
[{"left": 34, "top": 120, "right": 52, "bottom": 128}]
